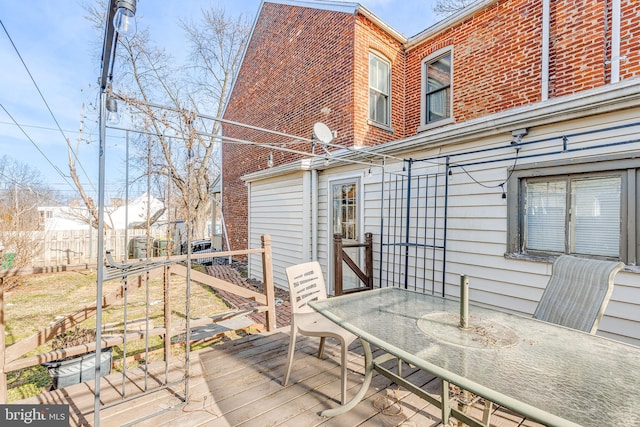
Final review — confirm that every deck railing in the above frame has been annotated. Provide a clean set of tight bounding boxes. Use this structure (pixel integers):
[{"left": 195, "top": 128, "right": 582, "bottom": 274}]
[
  {"left": 333, "top": 232, "right": 373, "bottom": 296},
  {"left": 0, "top": 234, "right": 276, "bottom": 403}
]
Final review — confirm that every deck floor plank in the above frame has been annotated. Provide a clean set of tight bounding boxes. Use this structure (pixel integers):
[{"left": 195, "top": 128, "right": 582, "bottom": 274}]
[{"left": 13, "top": 329, "right": 531, "bottom": 427}]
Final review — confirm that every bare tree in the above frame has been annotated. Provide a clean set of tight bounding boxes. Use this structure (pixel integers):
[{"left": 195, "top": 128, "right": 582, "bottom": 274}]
[
  {"left": 433, "top": 0, "right": 476, "bottom": 16},
  {"left": 67, "top": 137, "right": 101, "bottom": 229},
  {"left": 0, "top": 156, "right": 60, "bottom": 268},
  {"left": 83, "top": 3, "right": 250, "bottom": 239}
]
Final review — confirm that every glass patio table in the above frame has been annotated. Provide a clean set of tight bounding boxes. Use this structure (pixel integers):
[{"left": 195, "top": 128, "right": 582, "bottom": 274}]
[{"left": 309, "top": 287, "right": 640, "bottom": 427}]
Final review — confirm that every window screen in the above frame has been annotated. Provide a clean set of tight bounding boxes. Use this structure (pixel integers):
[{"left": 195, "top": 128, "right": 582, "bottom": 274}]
[{"left": 524, "top": 175, "right": 621, "bottom": 257}]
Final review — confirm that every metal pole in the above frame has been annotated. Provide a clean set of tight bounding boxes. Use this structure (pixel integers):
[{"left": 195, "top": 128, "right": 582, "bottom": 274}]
[
  {"left": 378, "top": 162, "right": 385, "bottom": 288},
  {"left": 94, "top": 89, "right": 107, "bottom": 427},
  {"left": 96, "top": 2, "right": 118, "bottom": 424},
  {"left": 459, "top": 275, "right": 469, "bottom": 329},
  {"left": 0, "top": 277, "right": 6, "bottom": 403},
  {"left": 124, "top": 130, "right": 129, "bottom": 260},
  {"left": 184, "top": 133, "right": 193, "bottom": 401},
  {"left": 403, "top": 159, "right": 413, "bottom": 289},
  {"left": 442, "top": 157, "right": 450, "bottom": 297}
]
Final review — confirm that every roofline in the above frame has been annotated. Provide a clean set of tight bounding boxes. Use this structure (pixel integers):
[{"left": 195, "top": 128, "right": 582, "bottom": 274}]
[
  {"left": 355, "top": 4, "right": 406, "bottom": 43},
  {"left": 266, "top": 0, "right": 358, "bottom": 13},
  {"left": 222, "top": 0, "right": 406, "bottom": 120},
  {"left": 405, "top": 0, "right": 500, "bottom": 50},
  {"left": 351, "top": 79, "right": 640, "bottom": 160},
  {"left": 220, "top": 0, "right": 265, "bottom": 120},
  {"left": 242, "top": 79, "right": 640, "bottom": 182}
]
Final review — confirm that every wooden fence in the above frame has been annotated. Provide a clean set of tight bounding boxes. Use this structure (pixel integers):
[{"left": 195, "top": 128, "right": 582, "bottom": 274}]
[{"left": 1, "top": 229, "right": 164, "bottom": 268}]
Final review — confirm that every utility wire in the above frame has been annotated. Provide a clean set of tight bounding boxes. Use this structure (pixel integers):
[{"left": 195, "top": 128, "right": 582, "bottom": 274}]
[
  {"left": 0, "top": 102, "right": 75, "bottom": 189},
  {"left": 0, "top": 171, "right": 64, "bottom": 206},
  {"left": 0, "top": 18, "right": 97, "bottom": 193},
  {"left": 0, "top": 120, "right": 88, "bottom": 135},
  {"left": 0, "top": 120, "right": 127, "bottom": 144}
]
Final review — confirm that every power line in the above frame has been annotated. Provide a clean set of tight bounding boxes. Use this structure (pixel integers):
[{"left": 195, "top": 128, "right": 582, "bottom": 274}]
[
  {"left": 0, "top": 102, "right": 75, "bottom": 190},
  {"left": 0, "top": 18, "right": 97, "bottom": 193},
  {"left": 0, "top": 171, "right": 63, "bottom": 206},
  {"left": 0, "top": 120, "right": 86, "bottom": 135},
  {"left": 0, "top": 120, "right": 127, "bottom": 142}
]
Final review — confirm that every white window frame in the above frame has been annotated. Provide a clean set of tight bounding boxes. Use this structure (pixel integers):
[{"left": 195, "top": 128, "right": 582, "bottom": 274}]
[
  {"left": 368, "top": 51, "right": 391, "bottom": 129},
  {"left": 507, "top": 155, "right": 637, "bottom": 264},
  {"left": 418, "top": 46, "right": 454, "bottom": 132}
]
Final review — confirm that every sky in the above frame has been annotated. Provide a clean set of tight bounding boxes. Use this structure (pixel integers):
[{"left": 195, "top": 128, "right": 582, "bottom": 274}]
[{"left": 0, "top": 0, "right": 442, "bottom": 204}]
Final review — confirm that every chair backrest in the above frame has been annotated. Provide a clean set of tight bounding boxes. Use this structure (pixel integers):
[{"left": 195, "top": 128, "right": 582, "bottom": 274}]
[
  {"left": 533, "top": 255, "right": 624, "bottom": 334},
  {"left": 285, "top": 261, "right": 328, "bottom": 315}
]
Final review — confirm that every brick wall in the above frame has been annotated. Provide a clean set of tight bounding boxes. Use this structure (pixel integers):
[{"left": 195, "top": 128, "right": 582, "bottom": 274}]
[
  {"left": 353, "top": 13, "right": 407, "bottom": 144},
  {"left": 618, "top": 0, "right": 640, "bottom": 80},
  {"left": 222, "top": 4, "right": 356, "bottom": 250},
  {"left": 222, "top": 0, "right": 639, "bottom": 250},
  {"left": 405, "top": 0, "right": 544, "bottom": 129},
  {"left": 548, "top": 0, "right": 605, "bottom": 97}
]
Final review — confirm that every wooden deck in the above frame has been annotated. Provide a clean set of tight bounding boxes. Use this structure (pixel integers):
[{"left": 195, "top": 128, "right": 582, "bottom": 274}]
[{"left": 16, "top": 329, "right": 543, "bottom": 427}]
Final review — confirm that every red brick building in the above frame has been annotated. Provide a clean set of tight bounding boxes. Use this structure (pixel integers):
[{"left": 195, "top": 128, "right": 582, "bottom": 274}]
[{"left": 223, "top": 0, "right": 640, "bottom": 344}]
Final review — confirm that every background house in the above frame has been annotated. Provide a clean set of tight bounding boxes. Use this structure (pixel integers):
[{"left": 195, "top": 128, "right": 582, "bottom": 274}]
[
  {"left": 30, "top": 194, "right": 167, "bottom": 266},
  {"left": 221, "top": 0, "right": 640, "bottom": 346},
  {"left": 39, "top": 193, "right": 166, "bottom": 231}
]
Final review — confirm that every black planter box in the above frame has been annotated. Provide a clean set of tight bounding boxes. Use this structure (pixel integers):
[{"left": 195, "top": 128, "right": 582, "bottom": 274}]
[{"left": 43, "top": 347, "right": 113, "bottom": 389}]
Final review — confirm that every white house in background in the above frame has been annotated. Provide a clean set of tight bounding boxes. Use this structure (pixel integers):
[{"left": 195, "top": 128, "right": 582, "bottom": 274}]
[
  {"left": 39, "top": 193, "right": 166, "bottom": 231},
  {"left": 109, "top": 193, "right": 166, "bottom": 229},
  {"left": 38, "top": 205, "right": 91, "bottom": 231}
]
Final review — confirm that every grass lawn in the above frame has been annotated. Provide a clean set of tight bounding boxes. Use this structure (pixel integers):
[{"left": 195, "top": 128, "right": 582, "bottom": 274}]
[{"left": 3, "top": 265, "right": 236, "bottom": 401}]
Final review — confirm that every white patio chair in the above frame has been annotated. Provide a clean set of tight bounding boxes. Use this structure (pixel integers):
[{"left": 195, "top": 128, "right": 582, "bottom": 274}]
[
  {"left": 533, "top": 254, "right": 624, "bottom": 334},
  {"left": 282, "top": 261, "right": 356, "bottom": 404}
]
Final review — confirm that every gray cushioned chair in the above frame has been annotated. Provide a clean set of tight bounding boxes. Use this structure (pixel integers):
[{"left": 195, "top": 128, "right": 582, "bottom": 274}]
[
  {"left": 533, "top": 254, "right": 624, "bottom": 334},
  {"left": 483, "top": 254, "right": 624, "bottom": 423}
]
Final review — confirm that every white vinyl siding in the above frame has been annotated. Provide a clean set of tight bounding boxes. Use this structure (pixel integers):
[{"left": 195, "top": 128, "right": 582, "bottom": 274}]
[
  {"left": 245, "top": 107, "right": 640, "bottom": 346},
  {"left": 248, "top": 172, "right": 310, "bottom": 289}
]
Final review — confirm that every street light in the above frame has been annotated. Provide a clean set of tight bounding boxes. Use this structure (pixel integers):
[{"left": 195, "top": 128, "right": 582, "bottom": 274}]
[
  {"left": 113, "top": 0, "right": 137, "bottom": 37},
  {"left": 106, "top": 96, "right": 120, "bottom": 125},
  {"left": 94, "top": 0, "right": 137, "bottom": 425}
]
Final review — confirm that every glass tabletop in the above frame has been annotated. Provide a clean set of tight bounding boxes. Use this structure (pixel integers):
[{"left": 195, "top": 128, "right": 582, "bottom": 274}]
[{"left": 310, "top": 287, "right": 640, "bottom": 427}]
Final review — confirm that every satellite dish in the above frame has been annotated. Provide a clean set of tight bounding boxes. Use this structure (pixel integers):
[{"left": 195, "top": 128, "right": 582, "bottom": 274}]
[{"left": 313, "top": 122, "right": 334, "bottom": 144}]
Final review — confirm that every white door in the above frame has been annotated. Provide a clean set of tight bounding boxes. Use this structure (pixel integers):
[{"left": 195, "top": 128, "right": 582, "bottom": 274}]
[{"left": 330, "top": 178, "right": 361, "bottom": 293}]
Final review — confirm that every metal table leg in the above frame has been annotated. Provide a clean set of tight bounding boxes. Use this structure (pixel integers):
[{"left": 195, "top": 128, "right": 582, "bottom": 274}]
[{"left": 320, "top": 338, "right": 374, "bottom": 417}]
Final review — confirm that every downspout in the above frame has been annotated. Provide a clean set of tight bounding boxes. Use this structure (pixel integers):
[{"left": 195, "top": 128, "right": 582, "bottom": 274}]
[
  {"left": 611, "top": 0, "right": 621, "bottom": 83},
  {"left": 541, "top": 0, "right": 550, "bottom": 101},
  {"left": 311, "top": 169, "right": 318, "bottom": 261},
  {"left": 246, "top": 181, "right": 252, "bottom": 272},
  {"left": 302, "top": 171, "right": 311, "bottom": 262}
]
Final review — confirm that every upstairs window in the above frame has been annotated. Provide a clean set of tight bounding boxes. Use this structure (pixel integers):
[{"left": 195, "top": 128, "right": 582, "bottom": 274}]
[
  {"left": 369, "top": 52, "right": 391, "bottom": 127},
  {"left": 421, "top": 48, "right": 453, "bottom": 129}
]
